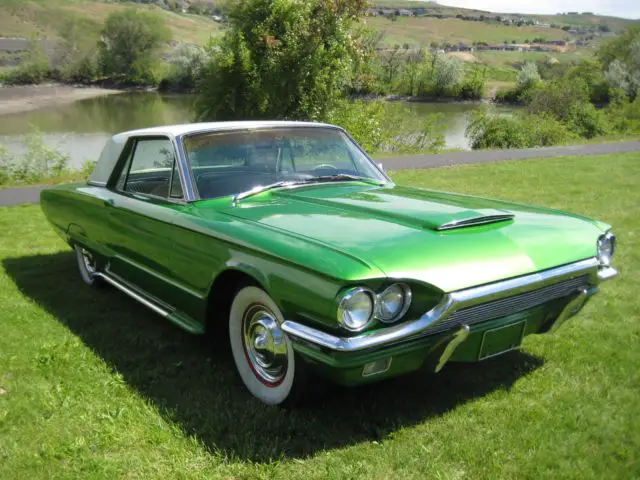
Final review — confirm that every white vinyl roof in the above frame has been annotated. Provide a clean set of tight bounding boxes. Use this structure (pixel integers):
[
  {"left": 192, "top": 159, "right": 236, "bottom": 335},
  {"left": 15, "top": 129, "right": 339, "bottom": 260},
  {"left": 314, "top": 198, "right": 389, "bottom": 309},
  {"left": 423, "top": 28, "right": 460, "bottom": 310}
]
[
  {"left": 88, "top": 121, "right": 339, "bottom": 186},
  {"left": 114, "top": 121, "right": 337, "bottom": 140}
]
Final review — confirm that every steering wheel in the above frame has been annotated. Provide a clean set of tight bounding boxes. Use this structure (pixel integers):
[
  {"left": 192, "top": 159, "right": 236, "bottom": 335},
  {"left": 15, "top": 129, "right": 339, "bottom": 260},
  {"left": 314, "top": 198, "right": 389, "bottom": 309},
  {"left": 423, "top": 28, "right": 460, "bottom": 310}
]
[{"left": 311, "top": 164, "right": 339, "bottom": 173}]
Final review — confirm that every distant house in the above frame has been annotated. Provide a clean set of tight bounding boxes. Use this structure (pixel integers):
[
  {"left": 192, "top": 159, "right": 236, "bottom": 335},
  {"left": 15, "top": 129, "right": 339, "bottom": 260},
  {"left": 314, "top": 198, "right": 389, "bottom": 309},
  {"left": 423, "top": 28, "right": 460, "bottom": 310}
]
[
  {"left": 548, "top": 40, "right": 567, "bottom": 46},
  {"left": 396, "top": 9, "right": 414, "bottom": 17},
  {"left": 537, "top": 23, "right": 551, "bottom": 28}
]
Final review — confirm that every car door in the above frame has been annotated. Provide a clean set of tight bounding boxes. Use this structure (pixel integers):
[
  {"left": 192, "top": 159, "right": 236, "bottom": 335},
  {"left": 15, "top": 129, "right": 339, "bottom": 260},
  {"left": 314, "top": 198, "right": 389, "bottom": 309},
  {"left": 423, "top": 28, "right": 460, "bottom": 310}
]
[{"left": 103, "top": 136, "right": 206, "bottom": 315}]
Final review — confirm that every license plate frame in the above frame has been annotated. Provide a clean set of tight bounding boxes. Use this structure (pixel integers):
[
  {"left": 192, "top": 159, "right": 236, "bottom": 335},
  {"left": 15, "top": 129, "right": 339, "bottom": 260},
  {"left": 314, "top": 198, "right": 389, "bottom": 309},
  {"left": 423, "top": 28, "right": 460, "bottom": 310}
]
[{"left": 478, "top": 320, "right": 527, "bottom": 360}]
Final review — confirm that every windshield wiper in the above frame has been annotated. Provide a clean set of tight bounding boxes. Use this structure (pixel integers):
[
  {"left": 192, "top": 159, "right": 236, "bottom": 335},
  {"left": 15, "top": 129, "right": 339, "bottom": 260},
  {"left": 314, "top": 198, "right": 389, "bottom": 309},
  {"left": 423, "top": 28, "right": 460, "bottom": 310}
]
[
  {"left": 233, "top": 175, "right": 386, "bottom": 202},
  {"left": 233, "top": 181, "right": 295, "bottom": 202},
  {"left": 306, "top": 174, "right": 386, "bottom": 186}
]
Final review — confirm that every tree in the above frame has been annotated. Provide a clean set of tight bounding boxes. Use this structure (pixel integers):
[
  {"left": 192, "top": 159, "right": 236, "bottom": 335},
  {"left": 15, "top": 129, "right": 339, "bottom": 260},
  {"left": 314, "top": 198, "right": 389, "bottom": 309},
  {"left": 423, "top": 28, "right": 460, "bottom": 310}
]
[
  {"left": 196, "top": 0, "right": 368, "bottom": 121},
  {"left": 431, "top": 54, "right": 463, "bottom": 95},
  {"left": 597, "top": 25, "right": 640, "bottom": 68},
  {"left": 598, "top": 26, "right": 640, "bottom": 98},
  {"left": 98, "top": 9, "right": 171, "bottom": 84}
]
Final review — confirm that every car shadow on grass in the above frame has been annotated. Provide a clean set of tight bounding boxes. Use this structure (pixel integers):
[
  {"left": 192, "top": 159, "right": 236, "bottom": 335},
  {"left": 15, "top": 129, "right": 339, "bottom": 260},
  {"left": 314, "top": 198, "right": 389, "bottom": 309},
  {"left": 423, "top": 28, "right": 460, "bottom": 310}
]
[{"left": 4, "top": 252, "right": 545, "bottom": 463}]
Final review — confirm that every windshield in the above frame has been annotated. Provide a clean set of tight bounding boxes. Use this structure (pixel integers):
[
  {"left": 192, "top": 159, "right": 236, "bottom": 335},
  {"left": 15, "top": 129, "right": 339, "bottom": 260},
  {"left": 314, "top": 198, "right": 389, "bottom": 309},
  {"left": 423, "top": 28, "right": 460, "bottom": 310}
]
[{"left": 182, "top": 127, "right": 387, "bottom": 199}]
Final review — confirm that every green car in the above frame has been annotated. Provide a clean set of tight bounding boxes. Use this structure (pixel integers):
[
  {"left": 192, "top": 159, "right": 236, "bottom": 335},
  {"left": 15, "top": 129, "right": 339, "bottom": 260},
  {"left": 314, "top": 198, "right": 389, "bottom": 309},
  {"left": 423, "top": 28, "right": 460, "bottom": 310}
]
[{"left": 41, "top": 121, "right": 618, "bottom": 406}]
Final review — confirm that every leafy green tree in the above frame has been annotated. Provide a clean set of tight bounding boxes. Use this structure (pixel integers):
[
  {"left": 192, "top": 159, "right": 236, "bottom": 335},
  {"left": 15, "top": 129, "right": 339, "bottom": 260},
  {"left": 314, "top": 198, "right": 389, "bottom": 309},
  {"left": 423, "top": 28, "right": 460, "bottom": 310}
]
[
  {"left": 98, "top": 10, "right": 171, "bottom": 85},
  {"left": 430, "top": 54, "right": 463, "bottom": 95},
  {"left": 195, "top": 0, "right": 368, "bottom": 121},
  {"left": 597, "top": 25, "right": 640, "bottom": 69}
]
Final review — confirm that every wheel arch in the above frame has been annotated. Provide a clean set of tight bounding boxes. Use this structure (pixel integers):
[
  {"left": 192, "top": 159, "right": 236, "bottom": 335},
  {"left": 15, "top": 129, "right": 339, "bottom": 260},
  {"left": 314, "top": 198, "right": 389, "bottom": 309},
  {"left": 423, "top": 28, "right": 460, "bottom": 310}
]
[{"left": 205, "top": 266, "right": 267, "bottom": 337}]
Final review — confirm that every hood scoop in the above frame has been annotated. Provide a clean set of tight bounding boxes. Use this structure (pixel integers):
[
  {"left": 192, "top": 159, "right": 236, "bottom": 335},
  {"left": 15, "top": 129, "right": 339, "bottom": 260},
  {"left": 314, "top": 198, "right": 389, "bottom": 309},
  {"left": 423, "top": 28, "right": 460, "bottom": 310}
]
[{"left": 436, "top": 212, "right": 514, "bottom": 231}]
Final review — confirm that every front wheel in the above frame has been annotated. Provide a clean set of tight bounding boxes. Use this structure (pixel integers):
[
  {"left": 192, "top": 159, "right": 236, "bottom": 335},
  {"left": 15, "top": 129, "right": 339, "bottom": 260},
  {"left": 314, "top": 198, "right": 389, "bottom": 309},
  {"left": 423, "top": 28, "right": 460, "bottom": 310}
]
[{"left": 229, "top": 286, "right": 307, "bottom": 406}]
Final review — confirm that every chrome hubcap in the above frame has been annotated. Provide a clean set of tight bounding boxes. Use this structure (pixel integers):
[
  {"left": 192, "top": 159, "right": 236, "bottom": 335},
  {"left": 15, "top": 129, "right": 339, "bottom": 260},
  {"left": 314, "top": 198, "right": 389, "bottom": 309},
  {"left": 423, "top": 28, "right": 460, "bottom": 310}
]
[
  {"left": 242, "top": 305, "right": 288, "bottom": 386},
  {"left": 80, "top": 248, "right": 97, "bottom": 275}
]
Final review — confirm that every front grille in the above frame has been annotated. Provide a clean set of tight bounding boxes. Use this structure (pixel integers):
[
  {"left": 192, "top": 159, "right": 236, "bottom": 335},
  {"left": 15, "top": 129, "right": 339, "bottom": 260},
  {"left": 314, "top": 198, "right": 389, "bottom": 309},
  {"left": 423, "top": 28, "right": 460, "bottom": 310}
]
[{"left": 428, "top": 275, "right": 590, "bottom": 334}]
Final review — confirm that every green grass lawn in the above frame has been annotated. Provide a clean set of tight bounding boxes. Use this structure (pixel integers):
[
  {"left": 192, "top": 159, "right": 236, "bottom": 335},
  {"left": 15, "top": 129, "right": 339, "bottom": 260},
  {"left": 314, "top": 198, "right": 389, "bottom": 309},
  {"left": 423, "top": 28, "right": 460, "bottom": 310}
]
[{"left": 1, "top": 152, "right": 639, "bottom": 478}]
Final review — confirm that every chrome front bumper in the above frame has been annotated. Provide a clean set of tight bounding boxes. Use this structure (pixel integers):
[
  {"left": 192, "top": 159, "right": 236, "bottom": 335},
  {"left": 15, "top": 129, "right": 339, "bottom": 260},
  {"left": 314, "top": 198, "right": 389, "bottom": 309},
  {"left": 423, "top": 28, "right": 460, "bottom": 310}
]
[{"left": 281, "top": 258, "right": 618, "bottom": 354}]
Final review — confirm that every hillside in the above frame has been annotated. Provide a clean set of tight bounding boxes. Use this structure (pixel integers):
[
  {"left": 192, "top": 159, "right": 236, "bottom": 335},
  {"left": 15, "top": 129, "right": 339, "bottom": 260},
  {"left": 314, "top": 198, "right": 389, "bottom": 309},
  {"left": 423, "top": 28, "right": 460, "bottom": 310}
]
[
  {"left": 0, "top": 0, "right": 222, "bottom": 47},
  {"left": 2, "top": 0, "right": 636, "bottom": 50},
  {"left": 370, "top": 0, "right": 638, "bottom": 32}
]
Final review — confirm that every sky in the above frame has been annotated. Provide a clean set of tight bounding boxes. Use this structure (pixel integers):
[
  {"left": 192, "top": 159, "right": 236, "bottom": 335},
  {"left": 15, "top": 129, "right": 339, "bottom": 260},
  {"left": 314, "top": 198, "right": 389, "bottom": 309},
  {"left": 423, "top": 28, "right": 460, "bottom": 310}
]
[{"left": 434, "top": 1, "right": 640, "bottom": 19}]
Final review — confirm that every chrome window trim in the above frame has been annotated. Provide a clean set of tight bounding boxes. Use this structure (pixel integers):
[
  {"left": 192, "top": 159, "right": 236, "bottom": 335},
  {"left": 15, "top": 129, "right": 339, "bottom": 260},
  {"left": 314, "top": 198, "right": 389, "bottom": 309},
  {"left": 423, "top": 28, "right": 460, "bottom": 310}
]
[
  {"left": 281, "top": 257, "right": 617, "bottom": 353},
  {"left": 173, "top": 134, "right": 199, "bottom": 201}
]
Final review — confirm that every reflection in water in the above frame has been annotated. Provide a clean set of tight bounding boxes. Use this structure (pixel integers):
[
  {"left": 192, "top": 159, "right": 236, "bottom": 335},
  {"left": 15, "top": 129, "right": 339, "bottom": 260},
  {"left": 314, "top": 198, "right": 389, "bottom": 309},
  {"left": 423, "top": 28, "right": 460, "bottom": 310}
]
[{"left": 0, "top": 92, "right": 516, "bottom": 169}]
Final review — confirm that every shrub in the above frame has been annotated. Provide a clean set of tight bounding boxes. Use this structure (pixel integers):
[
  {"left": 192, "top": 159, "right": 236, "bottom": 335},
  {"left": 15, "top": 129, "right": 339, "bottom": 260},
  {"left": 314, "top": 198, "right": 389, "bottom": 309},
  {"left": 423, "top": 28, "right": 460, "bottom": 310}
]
[
  {"left": 458, "top": 67, "right": 487, "bottom": 100},
  {"left": 0, "top": 129, "right": 70, "bottom": 185},
  {"left": 566, "top": 102, "right": 610, "bottom": 138},
  {"left": 3, "top": 39, "right": 51, "bottom": 85},
  {"left": 327, "top": 100, "right": 445, "bottom": 154},
  {"left": 466, "top": 108, "right": 576, "bottom": 150},
  {"left": 159, "top": 44, "right": 209, "bottom": 92},
  {"left": 517, "top": 62, "right": 541, "bottom": 91},
  {"left": 606, "top": 96, "right": 640, "bottom": 133},
  {"left": 527, "top": 79, "right": 590, "bottom": 121},
  {"left": 98, "top": 10, "right": 171, "bottom": 85}
]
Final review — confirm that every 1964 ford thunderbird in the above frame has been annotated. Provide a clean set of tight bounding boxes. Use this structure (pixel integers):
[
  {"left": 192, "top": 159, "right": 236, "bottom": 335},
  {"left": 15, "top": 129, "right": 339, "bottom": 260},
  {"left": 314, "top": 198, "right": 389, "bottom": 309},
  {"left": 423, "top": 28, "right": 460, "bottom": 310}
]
[{"left": 41, "top": 121, "right": 618, "bottom": 406}]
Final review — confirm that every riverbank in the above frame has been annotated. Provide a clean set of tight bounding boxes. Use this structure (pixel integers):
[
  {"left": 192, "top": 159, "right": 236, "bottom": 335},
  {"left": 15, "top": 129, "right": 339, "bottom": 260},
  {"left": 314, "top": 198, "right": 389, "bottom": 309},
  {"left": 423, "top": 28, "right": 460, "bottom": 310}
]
[{"left": 0, "top": 84, "right": 123, "bottom": 115}]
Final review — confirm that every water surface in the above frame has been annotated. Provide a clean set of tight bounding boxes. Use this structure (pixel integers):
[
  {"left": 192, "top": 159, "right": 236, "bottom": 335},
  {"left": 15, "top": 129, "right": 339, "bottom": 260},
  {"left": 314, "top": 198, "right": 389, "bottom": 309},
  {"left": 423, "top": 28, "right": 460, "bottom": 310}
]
[{"left": 0, "top": 92, "right": 516, "bottom": 169}]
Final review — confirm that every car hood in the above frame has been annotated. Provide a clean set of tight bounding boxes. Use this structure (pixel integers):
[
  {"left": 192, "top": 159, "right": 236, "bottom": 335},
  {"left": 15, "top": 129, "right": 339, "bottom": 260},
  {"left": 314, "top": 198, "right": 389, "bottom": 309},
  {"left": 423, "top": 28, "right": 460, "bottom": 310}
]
[{"left": 219, "top": 183, "right": 605, "bottom": 292}]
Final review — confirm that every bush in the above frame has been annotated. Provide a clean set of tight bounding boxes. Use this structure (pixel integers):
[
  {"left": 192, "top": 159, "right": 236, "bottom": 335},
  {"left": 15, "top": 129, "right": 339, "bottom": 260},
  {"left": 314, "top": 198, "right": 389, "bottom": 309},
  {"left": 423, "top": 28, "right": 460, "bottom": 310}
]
[
  {"left": 159, "top": 44, "right": 209, "bottom": 92},
  {"left": 0, "top": 129, "right": 70, "bottom": 185},
  {"left": 566, "top": 102, "right": 610, "bottom": 138},
  {"left": 458, "top": 67, "right": 487, "bottom": 100},
  {"left": 517, "top": 62, "right": 541, "bottom": 91},
  {"left": 98, "top": 10, "right": 171, "bottom": 85},
  {"left": 3, "top": 39, "right": 51, "bottom": 85},
  {"left": 327, "top": 100, "right": 445, "bottom": 154},
  {"left": 3, "top": 61, "right": 50, "bottom": 85},
  {"left": 606, "top": 96, "right": 640, "bottom": 133},
  {"left": 466, "top": 109, "right": 577, "bottom": 150}
]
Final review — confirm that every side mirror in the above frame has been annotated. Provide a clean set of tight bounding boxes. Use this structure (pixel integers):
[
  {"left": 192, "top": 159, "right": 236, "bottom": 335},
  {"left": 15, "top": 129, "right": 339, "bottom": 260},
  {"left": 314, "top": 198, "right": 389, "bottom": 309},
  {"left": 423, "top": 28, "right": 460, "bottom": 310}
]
[{"left": 378, "top": 162, "right": 385, "bottom": 172}]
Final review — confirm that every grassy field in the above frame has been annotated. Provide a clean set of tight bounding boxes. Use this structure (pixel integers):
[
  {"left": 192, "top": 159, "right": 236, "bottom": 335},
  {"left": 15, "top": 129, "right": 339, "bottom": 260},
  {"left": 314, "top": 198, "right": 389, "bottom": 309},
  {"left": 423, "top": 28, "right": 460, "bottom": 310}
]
[
  {"left": 1, "top": 152, "right": 639, "bottom": 478},
  {"left": 0, "top": 0, "right": 222, "bottom": 47},
  {"left": 367, "top": 16, "right": 569, "bottom": 46}
]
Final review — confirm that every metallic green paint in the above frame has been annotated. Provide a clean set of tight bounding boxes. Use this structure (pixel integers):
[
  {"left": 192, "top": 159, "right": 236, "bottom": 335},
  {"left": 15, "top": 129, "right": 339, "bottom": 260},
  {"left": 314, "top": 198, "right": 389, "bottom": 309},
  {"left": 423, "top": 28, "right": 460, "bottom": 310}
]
[{"left": 41, "top": 178, "right": 612, "bottom": 386}]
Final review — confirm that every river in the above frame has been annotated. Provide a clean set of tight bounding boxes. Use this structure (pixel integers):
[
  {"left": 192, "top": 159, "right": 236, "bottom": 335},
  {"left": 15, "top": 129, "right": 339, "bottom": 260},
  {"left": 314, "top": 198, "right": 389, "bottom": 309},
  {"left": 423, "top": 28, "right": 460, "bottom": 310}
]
[{"left": 0, "top": 92, "right": 516, "bottom": 168}]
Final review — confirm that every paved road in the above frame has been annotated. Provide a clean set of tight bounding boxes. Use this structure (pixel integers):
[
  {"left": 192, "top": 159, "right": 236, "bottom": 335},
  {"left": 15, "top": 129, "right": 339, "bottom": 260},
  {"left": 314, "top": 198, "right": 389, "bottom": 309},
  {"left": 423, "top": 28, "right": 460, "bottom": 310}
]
[
  {"left": 377, "top": 140, "right": 640, "bottom": 170},
  {"left": 1, "top": 140, "right": 639, "bottom": 207}
]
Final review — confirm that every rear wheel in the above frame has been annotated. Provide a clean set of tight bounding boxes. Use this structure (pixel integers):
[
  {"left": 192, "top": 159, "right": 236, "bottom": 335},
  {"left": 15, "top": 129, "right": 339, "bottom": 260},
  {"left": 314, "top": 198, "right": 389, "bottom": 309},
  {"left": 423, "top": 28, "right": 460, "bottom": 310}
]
[
  {"left": 229, "top": 286, "right": 307, "bottom": 406},
  {"left": 74, "top": 245, "right": 103, "bottom": 288}
]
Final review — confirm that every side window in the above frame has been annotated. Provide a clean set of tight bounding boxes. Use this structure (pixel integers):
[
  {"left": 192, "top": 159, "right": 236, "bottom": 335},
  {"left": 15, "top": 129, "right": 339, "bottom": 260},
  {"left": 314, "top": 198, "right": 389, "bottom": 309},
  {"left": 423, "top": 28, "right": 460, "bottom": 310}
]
[{"left": 119, "top": 138, "right": 175, "bottom": 198}]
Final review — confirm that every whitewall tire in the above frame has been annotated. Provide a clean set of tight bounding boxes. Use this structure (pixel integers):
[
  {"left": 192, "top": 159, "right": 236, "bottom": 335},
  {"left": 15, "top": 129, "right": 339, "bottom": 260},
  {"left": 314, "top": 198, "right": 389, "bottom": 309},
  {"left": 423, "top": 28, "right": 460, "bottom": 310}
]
[
  {"left": 229, "top": 286, "right": 305, "bottom": 406},
  {"left": 75, "top": 245, "right": 103, "bottom": 287}
]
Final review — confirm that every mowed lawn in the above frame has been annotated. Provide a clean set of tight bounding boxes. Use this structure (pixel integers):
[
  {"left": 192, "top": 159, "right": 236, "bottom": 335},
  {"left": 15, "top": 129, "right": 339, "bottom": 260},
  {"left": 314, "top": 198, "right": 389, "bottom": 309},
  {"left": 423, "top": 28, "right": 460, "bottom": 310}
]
[{"left": 1, "top": 152, "right": 639, "bottom": 479}]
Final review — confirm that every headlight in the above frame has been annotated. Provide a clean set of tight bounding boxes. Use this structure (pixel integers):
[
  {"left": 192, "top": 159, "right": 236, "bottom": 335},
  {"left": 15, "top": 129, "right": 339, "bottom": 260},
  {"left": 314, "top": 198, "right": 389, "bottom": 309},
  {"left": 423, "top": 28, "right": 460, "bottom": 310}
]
[
  {"left": 377, "top": 283, "right": 412, "bottom": 323},
  {"left": 337, "top": 287, "right": 374, "bottom": 331},
  {"left": 597, "top": 232, "right": 616, "bottom": 266}
]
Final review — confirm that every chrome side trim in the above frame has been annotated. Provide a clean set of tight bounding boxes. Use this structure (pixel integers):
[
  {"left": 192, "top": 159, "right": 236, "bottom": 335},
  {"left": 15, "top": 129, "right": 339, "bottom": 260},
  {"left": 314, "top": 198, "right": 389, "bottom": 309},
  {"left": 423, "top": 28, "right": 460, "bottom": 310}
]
[
  {"left": 94, "top": 272, "right": 170, "bottom": 317},
  {"left": 281, "top": 257, "right": 603, "bottom": 353}
]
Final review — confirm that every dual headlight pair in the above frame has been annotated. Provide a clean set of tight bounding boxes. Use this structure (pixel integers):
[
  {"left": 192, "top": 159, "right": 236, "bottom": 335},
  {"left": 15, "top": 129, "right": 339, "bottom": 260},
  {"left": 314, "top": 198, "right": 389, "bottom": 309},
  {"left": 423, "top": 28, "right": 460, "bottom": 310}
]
[
  {"left": 337, "top": 283, "right": 412, "bottom": 331},
  {"left": 597, "top": 231, "right": 616, "bottom": 267}
]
